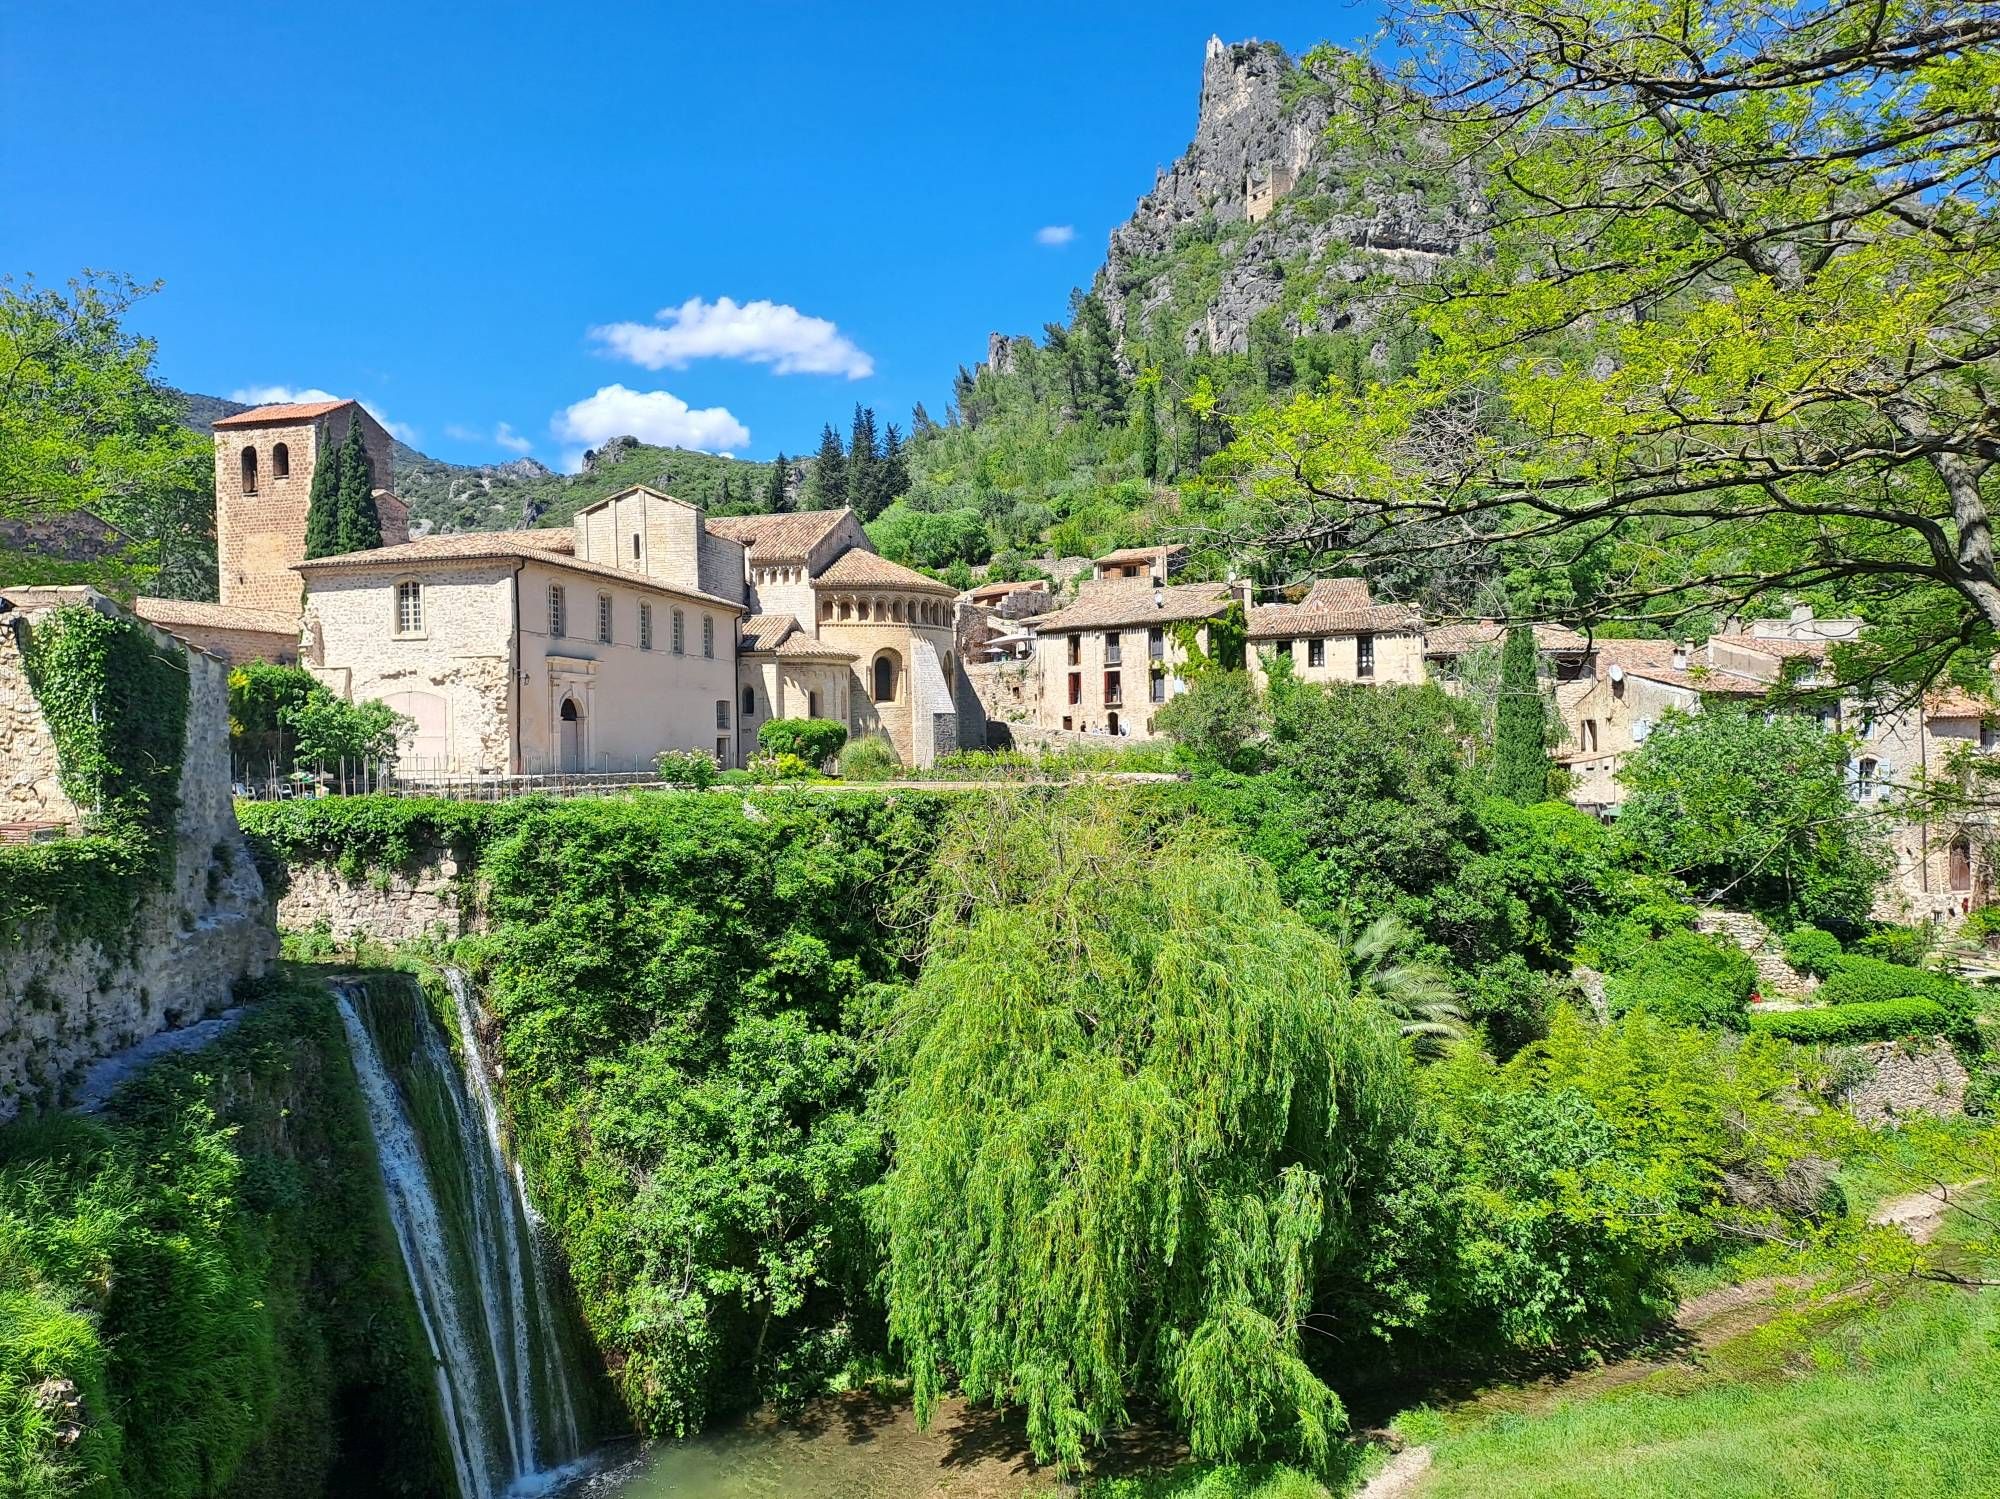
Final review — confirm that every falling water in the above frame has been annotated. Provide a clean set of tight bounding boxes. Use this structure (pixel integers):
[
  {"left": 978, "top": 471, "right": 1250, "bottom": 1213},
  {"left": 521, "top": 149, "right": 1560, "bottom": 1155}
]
[{"left": 335, "top": 976, "right": 583, "bottom": 1499}]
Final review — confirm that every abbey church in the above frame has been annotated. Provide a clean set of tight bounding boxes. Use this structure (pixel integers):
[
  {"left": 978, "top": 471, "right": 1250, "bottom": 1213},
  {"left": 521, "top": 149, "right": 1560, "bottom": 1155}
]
[{"left": 141, "top": 397, "right": 969, "bottom": 773}]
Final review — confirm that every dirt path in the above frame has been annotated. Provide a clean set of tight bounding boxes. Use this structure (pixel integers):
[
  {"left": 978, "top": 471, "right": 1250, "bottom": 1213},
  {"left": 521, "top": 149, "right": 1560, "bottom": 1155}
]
[{"left": 1870, "top": 1179, "right": 1986, "bottom": 1245}]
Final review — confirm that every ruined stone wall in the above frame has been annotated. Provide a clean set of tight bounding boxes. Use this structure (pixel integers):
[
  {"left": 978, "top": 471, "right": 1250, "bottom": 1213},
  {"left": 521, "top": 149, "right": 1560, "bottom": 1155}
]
[
  {"left": 0, "top": 593, "right": 275, "bottom": 1120},
  {"left": 0, "top": 604, "right": 78, "bottom": 826},
  {"left": 1841, "top": 1039, "right": 1969, "bottom": 1126},
  {"left": 270, "top": 853, "right": 479, "bottom": 944}
]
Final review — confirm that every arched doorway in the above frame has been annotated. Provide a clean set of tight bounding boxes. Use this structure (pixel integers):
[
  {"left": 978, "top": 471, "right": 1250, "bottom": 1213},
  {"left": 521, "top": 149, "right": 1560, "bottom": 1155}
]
[{"left": 559, "top": 696, "right": 584, "bottom": 772}]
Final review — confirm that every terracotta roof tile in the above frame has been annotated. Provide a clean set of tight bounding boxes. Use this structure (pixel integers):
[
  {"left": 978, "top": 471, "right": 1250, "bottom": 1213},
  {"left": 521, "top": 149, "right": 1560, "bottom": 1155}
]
[
  {"left": 814, "top": 548, "right": 958, "bottom": 595},
  {"left": 294, "top": 531, "right": 739, "bottom": 611},
  {"left": 1926, "top": 689, "right": 1994, "bottom": 721},
  {"left": 706, "top": 508, "right": 852, "bottom": 564},
  {"left": 1246, "top": 578, "right": 1421, "bottom": 638},
  {"left": 1095, "top": 544, "right": 1186, "bottom": 566},
  {"left": 771, "top": 633, "right": 856, "bottom": 663},
  {"left": 212, "top": 399, "right": 354, "bottom": 428},
  {"left": 740, "top": 614, "right": 801, "bottom": 651},
  {"left": 1032, "top": 581, "right": 1234, "bottom": 632},
  {"left": 134, "top": 597, "right": 298, "bottom": 635},
  {"left": 1424, "top": 620, "right": 1592, "bottom": 654}
]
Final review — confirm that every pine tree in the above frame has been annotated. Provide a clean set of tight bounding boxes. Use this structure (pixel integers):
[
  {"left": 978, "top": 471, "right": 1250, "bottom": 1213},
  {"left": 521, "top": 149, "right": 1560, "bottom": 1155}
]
[
  {"left": 302, "top": 420, "right": 343, "bottom": 560},
  {"left": 1069, "top": 290, "right": 1128, "bottom": 423},
  {"left": 331, "top": 414, "right": 381, "bottom": 555},
  {"left": 809, "top": 423, "right": 847, "bottom": 508},
  {"left": 848, "top": 404, "right": 881, "bottom": 517},
  {"left": 911, "top": 401, "right": 937, "bottom": 438},
  {"left": 881, "top": 423, "right": 908, "bottom": 503},
  {"left": 1492, "top": 625, "right": 1552, "bottom": 804},
  {"left": 764, "top": 453, "right": 792, "bottom": 512}
]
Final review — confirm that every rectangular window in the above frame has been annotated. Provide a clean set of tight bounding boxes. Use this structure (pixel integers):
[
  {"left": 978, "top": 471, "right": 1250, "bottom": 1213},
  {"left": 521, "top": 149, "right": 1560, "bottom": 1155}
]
[
  {"left": 1150, "top": 672, "right": 1166, "bottom": 703},
  {"left": 597, "top": 593, "right": 613, "bottom": 645},
  {"left": 395, "top": 580, "right": 422, "bottom": 635},
  {"left": 1148, "top": 626, "right": 1164, "bottom": 661},
  {"left": 672, "top": 609, "right": 685, "bottom": 655},
  {"left": 716, "top": 737, "right": 731, "bottom": 765},
  {"left": 1067, "top": 634, "right": 1081, "bottom": 666},
  {"left": 1307, "top": 637, "right": 1325, "bottom": 668},
  {"left": 1275, "top": 638, "right": 1294, "bottom": 661},
  {"left": 1104, "top": 632, "right": 1122, "bottom": 666},
  {"left": 703, "top": 615, "right": 715, "bottom": 658},
  {"left": 639, "top": 602, "right": 653, "bottom": 651},
  {"left": 1581, "top": 719, "right": 1599, "bottom": 752},
  {"left": 1104, "top": 670, "right": 1122, "bottom": 706},
  {"left": 1356, "top": 634, "right": 1375, "bottom": 678},
  {"left": 549, "top": 584, "right": 566, "bottom": 638},
  {"left": 716, "top": 699, "right": 730, "bottom": 730},
  {"left": 1062, "top": 715, "right": 1073, "bottom": 731},
  {"left": 1068, "top": 671, "right": 1082, "bottom": 705}
]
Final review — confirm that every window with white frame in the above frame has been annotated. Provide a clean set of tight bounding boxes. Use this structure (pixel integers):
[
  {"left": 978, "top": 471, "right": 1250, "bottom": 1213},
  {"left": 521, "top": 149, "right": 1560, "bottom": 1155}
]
[
  {"left": 639, "top": 602, "right": 653, "bottom": 651},
  {"left": 702, "top": 615, "right": 714, "bottom": 658},
  {"left": 549, "top": 584, "right": 566, "bottom": 638},
  {"left": 394, "top": 579, "right": 423, "bottom": 636},
  {"left": 672, "top": 608, "right": 685, "bottom": 655},
  {"left": 597, "top": 592, "right": 613, "bottom": 645}
]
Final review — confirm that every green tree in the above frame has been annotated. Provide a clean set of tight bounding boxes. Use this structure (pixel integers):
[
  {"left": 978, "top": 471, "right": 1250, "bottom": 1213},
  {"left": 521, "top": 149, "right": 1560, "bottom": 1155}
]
[
  {"left": 1491, "top": 625, "right": 1549, "bottom": 804},
  {"left": 1221, "top": 0, "right": 2000, "bottom": 692},
  {"left": 1136, "top": 369, "right": 1161, "bottom": 481},
  {"left": 0, "top": 272, "right": 215, "bottom": 595},
  {"left": 848, "top": 404, "right": 883, "bottom": 518},
  {"left": 1154, "top": 668, "right": 1268, "bottom": 771},
  {"left": 756, "top": 716, "right": 848, "bottom": 767},
  {"left": 809, "top": 423, "right": 846, "bottom": 508},
  {"left": 302, "top": 420, "right": 343, "bottom": 560},
  {"left": 331, "top": 414, "right": 381, "bottom": 555},
  {"left": 1617, "top": 706, "right": 1886, "bottom": 932},
  {"left": 282, "top": 691, "right": 408, "bottom": 770},
  {"left": 873, "top": 794, "right": 1410, "bottom": 1473},
  {"left": 763, "top": 452, "right": 791, "bottom": 512},
  {"left": 880, "top": 422, "right": 908, "bottom": 501}
]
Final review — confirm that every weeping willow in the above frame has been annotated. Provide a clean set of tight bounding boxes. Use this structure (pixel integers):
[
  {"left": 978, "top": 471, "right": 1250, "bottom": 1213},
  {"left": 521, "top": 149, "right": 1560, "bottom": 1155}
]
[{"left": 871, "top": 791, "right": 1414, "bottom": 1473}]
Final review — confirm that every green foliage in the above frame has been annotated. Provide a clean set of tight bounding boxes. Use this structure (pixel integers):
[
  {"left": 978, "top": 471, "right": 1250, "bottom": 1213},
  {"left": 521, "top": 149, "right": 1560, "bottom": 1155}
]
[
  {"left": 282, "top": 691, "right": 407, "bottom": 770},
  {"left": 1, "top": 604, "right": 189, "bottom": 949},
  {"left": 1748, "top": 998, "right": 1957, "bottom": 1045},
  {"left": 305, "top": 414, "right": 383, "bottom": 561},
  {"left": 1617, "top": 708, "right": 1885, "bottom": 933},
  {"left": 227, "top": 662, "right": 320, "bottom": 768},
  {"left": 1815, "top": 955, "right": 1970, "bottom": 1012},
  {"left": 836, "top": 734, "right": 901, "bottom": 781},
  {"left": 865, "top": 501, "right": 990, "bottom": 570},
  {"left": 755, "top": 716, "right": 849, "bottom": 768},
  {"left": 302, "top": 422, "right": 341, "bottom": 561},
  {"left": 1155, "top": 669, "right": 1268, "bottom": 771},
  {"left": 0, "top": 272, "right": 215, "bottom": 598},
  {"left": 1781, "top": 924, "right": 1845, "bottom": 979},
  {"left": 1853, "top": 924, "right": 1932, "bottom": 968},
  {"left": 653, "top": 747, "right": 718, "bottom": 789},
  {"left": 1489, "top": 626, "right": 1549, "bottom": 803},
  {"left": 1603, "top": 931, "right": 1756, "bottom": 1031},
  {"left": 238, "top": 794, "right": 497, "bottom": 881},
  {"left": 0, "top": 981, "right": 452, "bottom": 1499},
  {"left": 872, "top": 793, "right": 1411, "bottom": 1474},
  {"left": 466, "top": 794, "right": 950, "bottom": 1435}
]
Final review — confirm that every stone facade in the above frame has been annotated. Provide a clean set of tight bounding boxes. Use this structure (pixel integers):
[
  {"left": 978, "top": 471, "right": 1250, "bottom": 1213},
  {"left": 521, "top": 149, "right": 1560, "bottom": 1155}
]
[
  {"left": 1840, "top": 1039, "right": 1969, "bottom": 1126},
  {"left": 215, "top": 400, "right": 405, "bottom": 616},
  {"left": 0, "top": 597, "right": 77, "bottom": 827},
  {"left": 0, "top": 589, "right": 275, "bottom": 1121},
  {"left": 273, "top": 854, "right": 476, "bottom": 944},
  {"left": 133, "top": 597, "right": 300, "bottom": 666}
]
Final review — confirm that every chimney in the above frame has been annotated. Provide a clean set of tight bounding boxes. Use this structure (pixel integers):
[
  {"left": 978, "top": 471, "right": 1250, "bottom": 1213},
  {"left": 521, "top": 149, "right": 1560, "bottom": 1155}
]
[{"left": 1671, "top": 642, "right": 1690, "bottom": 671}]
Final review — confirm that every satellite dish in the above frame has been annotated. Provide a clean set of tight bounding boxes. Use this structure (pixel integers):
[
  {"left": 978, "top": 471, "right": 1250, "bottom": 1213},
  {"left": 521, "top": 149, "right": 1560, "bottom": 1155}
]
[{"left": 1608, "top": 664, "right": 1625, "bottom": 682}]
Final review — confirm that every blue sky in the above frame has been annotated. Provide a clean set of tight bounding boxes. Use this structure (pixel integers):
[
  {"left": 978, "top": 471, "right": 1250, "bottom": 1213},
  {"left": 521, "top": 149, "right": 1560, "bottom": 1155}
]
[{"left": 3, "top": 1, "right": 1379, "bottom": 470}]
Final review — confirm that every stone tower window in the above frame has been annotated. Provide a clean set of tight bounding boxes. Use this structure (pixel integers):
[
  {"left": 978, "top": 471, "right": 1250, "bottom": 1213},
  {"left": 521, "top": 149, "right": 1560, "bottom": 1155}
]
[
  {"left": 394, "top": 579, "right": 423, "bottom": 636},
  {"left": 632, "top": 532, "right": 642, "bottom": 561},
  {"left": 272, "top": 442, "right": 290, "bottom": 480},
  {"left": 549, "top": 584, "right": 567, "bottom": 638},
  {"left": 240, "top": 446, "right": 258, "bottom": 495},
  {"left": 597, "top": 592, "right": 613, "bottom": 645},
  {"left": 715, "top": 698, "right": 731, "bottom": 730}
]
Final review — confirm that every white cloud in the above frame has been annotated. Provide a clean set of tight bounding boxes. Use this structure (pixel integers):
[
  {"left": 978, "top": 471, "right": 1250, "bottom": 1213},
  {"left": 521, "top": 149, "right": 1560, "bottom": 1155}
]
[
  {"left": 445, "top": 420, "right": 535, "bottom": 455},
  {"left": 493, "top": 422, "right": 533, "bottom": 455},
  {"left": 589, "top": 296, "right": 873, "bottom": 379},
  {"left": 1035, "top": 225, "right": 1076, "bottom": 247},
  {"left": 227, "top": 384, "right": 415, "bottom": 442},
  {"left": 443, "top": 422, "right": 483, "bottom": 442},
  {"left": 551, "top": 384, "right": 750, "bottom": 469}
]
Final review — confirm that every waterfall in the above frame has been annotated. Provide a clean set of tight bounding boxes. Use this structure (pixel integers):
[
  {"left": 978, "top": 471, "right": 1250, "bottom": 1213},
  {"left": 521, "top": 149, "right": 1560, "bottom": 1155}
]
[{"left": 335, "top": 976, "right": 583, "bottom": 1499}]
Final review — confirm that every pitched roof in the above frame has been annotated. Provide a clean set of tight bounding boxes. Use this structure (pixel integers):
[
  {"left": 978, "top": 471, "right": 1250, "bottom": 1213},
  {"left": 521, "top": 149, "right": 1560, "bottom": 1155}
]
[
  {"left": 1587, "top": 637, "right": 1765, "bottom": 694},
  {"left": 1246, "top": 577, "right": 1421, "bottom": 638},
  {"left": 771, "top": 633, "right": 857, "bottom": 663},
  {"left": 293, "top": 530, "right": 739, "bottom": 610},
  {"left": 1424, "top": 619, "right": 1593, "bottom": 655},
  {"left": 1926, "top": 689, "right": 1995, "bottom": 722},
  {"left": 1709, "top": 633, "right": 1833, "bottom": 661},
  {"left": 212, "top": 399, "right": 354, "bottom": 428},
  {"left": 705, "top": 508, "right": 852, "bottom": 564},
  {"left": 134, "top": 597, "right": 299, "bottom": 635},
  {"left": 1095, "top": 544, "right": 1186, "bottom": 566},
  {"left": 814, "top": 547, "right": 958, "bottom": 595},
  {"left": 1032, "top": 581, "right": 1234, "bottom": 633},
  {"left": 740, "top": 614, "right": 801, "bottom": 651}
]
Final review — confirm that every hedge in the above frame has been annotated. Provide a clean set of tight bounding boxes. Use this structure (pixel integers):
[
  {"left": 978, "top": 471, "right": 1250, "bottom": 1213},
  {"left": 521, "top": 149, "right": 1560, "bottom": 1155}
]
[
  {"left": 1817, "top": 954, "right": 1967, "bottom": 1008},
  {"left": 1749, "top": 997, "right": 1955, "bottom": 1044}
]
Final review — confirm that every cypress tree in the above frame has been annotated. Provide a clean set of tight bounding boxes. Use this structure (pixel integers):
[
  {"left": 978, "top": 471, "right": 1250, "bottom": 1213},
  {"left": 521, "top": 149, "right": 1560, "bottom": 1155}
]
[
  {"left": 764, "top": 452, "right": 791, "bottom": 512},
  {"left": 1137, "top": 376, "right": 1161, "bottom": 480},
  {"left": 332, "top": 414, "right": 381, "bottom": 555},
  {"left": 1492, "top": 624, "right": 1551, "bottom": 803},
  {"left": 809, "top": 423, "right": 846, "bottom": 508},
  {"left": 301, "top": 420, "right": 343, "bottom": 560}
]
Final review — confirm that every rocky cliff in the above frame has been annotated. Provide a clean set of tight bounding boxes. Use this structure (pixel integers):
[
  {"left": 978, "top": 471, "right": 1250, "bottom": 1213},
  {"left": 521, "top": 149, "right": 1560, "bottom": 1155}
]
[{"left": 1062, "top": 36, "right": 1475, "bottom": 362}]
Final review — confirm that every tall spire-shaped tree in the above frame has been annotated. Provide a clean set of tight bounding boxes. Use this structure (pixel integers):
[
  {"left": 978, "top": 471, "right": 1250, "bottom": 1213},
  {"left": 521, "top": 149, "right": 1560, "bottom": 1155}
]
[
  {"left": 764, "top": 452, "right": 791, "bottom": 512},
  {"left": 1492, "top": 624, "right": 1550, "bottom": 804},
  {"left": 848, "top": 404, "right": 881, "bottom": 518},
  {"left": 331, "top": 413, "right": 381, "bottom": 555},
  {"left": 301, "top": 419, "right": 343, "bottom": 560},
  {"left": 809, "top": 423, "right": 846, "bottom": 508}
]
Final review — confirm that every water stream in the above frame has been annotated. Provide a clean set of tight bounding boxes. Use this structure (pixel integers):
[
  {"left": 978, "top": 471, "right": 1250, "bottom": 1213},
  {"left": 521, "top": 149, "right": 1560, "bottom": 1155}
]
[{"left": 335, "top": 974, "right": 584, "bottom": 1499}]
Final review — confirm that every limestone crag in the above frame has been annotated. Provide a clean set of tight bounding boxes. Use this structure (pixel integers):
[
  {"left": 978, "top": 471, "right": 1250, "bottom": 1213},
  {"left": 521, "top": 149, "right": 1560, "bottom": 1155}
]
[{"left": 1069, "top": 36, "right": 1477, "bottom": 359}]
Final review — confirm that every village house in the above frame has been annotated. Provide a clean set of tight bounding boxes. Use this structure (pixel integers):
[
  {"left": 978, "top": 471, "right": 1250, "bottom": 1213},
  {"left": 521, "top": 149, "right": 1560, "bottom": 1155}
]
[
  {"left": 1247, "top": 578, "right": 1425, "bottom": 688},
  {"left": 1029, "top": 579, "right": 1234, "bottom": 737}
]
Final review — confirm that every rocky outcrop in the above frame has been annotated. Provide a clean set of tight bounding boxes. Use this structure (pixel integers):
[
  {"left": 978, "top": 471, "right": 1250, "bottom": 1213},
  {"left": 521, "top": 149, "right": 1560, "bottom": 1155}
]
[{"left": 1090, "top": 36, "right": 1478, "bottom": 357}]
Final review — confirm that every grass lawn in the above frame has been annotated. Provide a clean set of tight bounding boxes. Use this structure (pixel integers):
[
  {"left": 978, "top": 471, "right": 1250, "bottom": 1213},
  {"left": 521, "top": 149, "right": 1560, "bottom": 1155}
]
[{"left": 1411, "top": 1274, "right": 2000, "bottom": 1498}]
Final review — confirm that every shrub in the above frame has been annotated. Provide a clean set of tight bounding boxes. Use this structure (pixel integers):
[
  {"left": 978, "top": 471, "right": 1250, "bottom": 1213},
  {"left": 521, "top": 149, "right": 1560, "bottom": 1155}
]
[
  {"left": 1816, "top": 954, "right": 1965, "bottom": 1008},
  {"left": 1781, "top": 924, "right": 1845, "bottom": 979},
  {"left": 1853, "top": 923, "right": 1933, "bottom": 967},
  {"left": 748, "top": 751, "right": 815, "bottom": 782},
  {"left": 1749, "top": 998, "right": 1955, "bottom": 1044},
  {"left": 654, "top": 748, "right": 718, "bottom": 789},
  {"left": 1603, "top": 930, "right": 1756, "bottom": 1031},
  {"left": 837, "top": 734, "right": 901, "bottom": 781},
  {"left": 757, "top": 716, "right": 849, "bottom": 767}
]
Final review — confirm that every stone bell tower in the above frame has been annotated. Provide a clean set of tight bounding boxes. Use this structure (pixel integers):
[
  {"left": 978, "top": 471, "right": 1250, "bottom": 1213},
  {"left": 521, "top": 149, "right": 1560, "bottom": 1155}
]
[{"left": 211, "top": 398, "right": 407, "bottom": 614}]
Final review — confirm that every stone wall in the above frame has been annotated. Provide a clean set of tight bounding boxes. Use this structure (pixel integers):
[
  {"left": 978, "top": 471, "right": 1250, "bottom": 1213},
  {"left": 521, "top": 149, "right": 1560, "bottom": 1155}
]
[
  {"left": 271, "top": 852, "right": 478, "bottom": 944},
  {"left": 0, "top": 589, "right": 276, "bottom": 1120},
  {"left": 0, "top": 600, "right": 77, "bottom": 826},
  {"left": 1841, "top": 1038, "right": 1969, "bottom": 1126}
]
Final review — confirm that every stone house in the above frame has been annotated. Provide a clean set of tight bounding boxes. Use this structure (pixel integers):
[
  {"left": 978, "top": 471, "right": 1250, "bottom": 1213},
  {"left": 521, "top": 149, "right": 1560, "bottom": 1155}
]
[
  {"left": 1028, "top": 580, "right": 1235, "bottom": 737},
  {"left": 1247, "top": 578, "right": 1425, "bottom": 688},
  {"left": 1092, "top": 544, "right": 1187, "bottom": 583}
]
